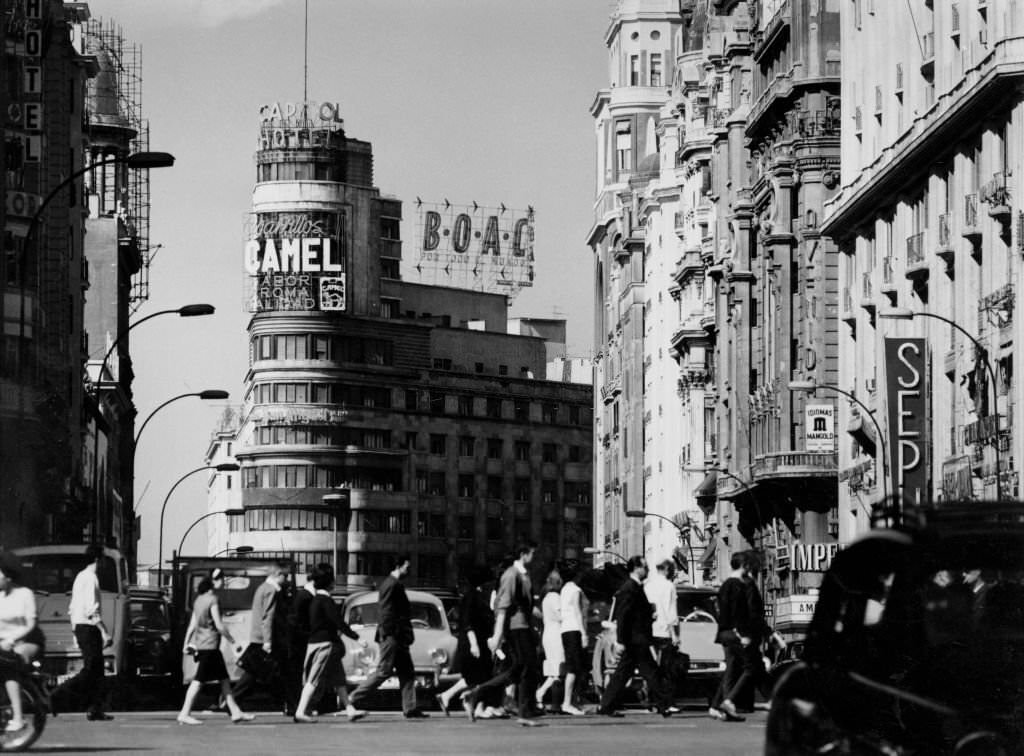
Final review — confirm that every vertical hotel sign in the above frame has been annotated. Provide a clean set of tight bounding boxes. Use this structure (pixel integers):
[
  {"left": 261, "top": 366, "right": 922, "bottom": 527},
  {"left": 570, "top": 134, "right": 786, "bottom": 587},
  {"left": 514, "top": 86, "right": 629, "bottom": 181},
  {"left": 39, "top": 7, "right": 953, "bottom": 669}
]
[{"left": 885, "top": 338, "right": 928, "bottom": 507}]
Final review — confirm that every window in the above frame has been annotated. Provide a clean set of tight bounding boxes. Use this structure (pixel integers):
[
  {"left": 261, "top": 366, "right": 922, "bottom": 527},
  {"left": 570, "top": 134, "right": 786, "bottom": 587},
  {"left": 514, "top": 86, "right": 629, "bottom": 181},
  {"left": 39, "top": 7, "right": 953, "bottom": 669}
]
[
  {"left": 514, "top": 441, "right": 530, "bottom": 461},
  {"left": 415, "top": 469, "right": 428, "bottom": 493},
  {"left": 486, "top": 438, "right": 503, "bottom": 459},
  {"left": 486, "top": 476, "right": 503, "bottom": 499},
  {"left": 427, "top": 472, "right": 446, "bottom": 496},
  {"left": 616, "top": 121, "right": 632, "bottom": 171},
  {"left": 514, "top": 477, "right": 531, "bottom": 502},
  {"left": 406, "top": 432, "right": 418, "bottom": 450},
  {"left": 380, "top": 259, "right": 400, "bottom": 279},
  {"left": 432, "top": 358, "right": 452, "bottom": 370},
  {"left": 405, "top": 389, "right": 418, "bottom": 411},
  {"left": 650, "top": 53, "right": 662, "bottom": 86},
  {"left": 486, "top": 398, "right": 502, "bottom": 418},
  {"left": 458, "top": 474, "right": 475, "bottom": 498},
  {"left": 457, "top": 516, "right": 475, "bottom": 540},
  {"left": 569, "top": 445, "right": 582, "bottom": 463},
  {"left": 312, "top": 335, "right": 329, "bottom": 360},
  {"left": 458, "top": 395, "right": 474, "bottom": 416},
  {"left": 542, "top": 443, "right": 557, "bottom": 463},
  {"left": 569, "top": 405, "right": 580, "bottom": 425},
  {"left": 417, "top": 512, "right": 446, "bottom": 538},
  {"left": 475, "top": 362, "right": 484, "bottom": 374},
  {"left": 356, "top": 511, "right": 411, "bottom": 535},
  {"left": 486, "top": 517, "right": 503, "bottom": 542},
  {"left": 429, "top": 391, "right": 446, "bottom": 414},
  {"left": 458, "top": 436, "right": 475, "bottom": 456},
  {"left": 514, "top": 399, "right": 529, "bottom": 422},
  {"left": 541, "top": 403, "right": 558, "bottom": 424},
  {"left": 498, "top": 365, "right": 508, "bottom": 376},
  {"left": 380, "top": 298, "right": 399, "bottom": 318},
  {"left": 430, "top": 434, "right": 447, "bottom": 455},
  {"left": 542, "top": 479, "right": 557, "bottom": 504},
  {"left": 629, "top": 55, "right": 640, "bottom": 86}
]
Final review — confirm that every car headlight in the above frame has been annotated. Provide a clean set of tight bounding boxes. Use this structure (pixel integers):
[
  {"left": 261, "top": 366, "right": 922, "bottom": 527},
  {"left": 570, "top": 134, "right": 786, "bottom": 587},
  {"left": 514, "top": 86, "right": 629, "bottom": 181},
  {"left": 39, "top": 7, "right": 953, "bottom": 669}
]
[
  {"left": 103, "top": 657, "right": 116, "bottom": 674},
  {"left": 430, "top": 648, "right": 448, "bottom": 666}
]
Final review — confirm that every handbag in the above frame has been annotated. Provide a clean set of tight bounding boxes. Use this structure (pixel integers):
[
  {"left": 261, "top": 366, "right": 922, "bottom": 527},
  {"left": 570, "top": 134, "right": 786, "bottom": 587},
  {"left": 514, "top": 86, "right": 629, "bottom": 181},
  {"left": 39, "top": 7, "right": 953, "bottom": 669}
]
[{"left": 236, "top": 644, "right": 278, "bottom": 682}]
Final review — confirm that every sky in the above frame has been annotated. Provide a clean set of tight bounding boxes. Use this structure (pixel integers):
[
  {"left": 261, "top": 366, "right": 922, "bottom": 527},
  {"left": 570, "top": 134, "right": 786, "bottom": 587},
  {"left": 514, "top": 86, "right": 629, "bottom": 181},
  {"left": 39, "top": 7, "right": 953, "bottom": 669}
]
[{"left": 85, "top": 0, "right": 610, "bottom": 569}]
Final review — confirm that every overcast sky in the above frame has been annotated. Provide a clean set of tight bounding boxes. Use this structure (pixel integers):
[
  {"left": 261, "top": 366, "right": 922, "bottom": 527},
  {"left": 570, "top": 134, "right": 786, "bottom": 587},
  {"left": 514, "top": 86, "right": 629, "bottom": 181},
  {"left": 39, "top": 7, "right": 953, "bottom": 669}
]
[{"left": 86, "top": 0, "right": 609, "bottom": 568}]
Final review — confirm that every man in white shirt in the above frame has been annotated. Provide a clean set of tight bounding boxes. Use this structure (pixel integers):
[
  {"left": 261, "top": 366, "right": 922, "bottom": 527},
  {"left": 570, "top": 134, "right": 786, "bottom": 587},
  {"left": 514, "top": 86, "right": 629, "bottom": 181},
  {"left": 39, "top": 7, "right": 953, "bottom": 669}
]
[
  {"left": 645, "top": 559, "right": 680, "bottom": 713},
  {"left": 54, "top": 545, "right": 113, "bottom": 721}
]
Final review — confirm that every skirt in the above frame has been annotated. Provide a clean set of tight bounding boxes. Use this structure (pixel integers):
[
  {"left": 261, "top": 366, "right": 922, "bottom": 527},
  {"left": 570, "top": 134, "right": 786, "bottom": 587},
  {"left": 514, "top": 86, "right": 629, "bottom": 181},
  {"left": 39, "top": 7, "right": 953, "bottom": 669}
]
[
  {"left": 303, "top": 642, "right": 344, "bottom": 691},
  {"left": 542, "top": 628, "right": 564, "bottom": 677},
  {"left": 194, "top": 649, "right": 229, "bottom": 683},
  {"left": 452, "top": 636, "right": 493, "bottom": 686}
]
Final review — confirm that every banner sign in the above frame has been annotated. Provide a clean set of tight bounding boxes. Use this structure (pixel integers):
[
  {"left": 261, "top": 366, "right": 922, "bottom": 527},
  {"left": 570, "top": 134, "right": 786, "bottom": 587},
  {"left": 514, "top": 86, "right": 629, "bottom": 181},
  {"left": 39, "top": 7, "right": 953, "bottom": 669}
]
[
  {"left": 804, "top": 404, "right": 835, "bottom": 452},
  {"left": 885, "top": 337, "right": 928, "bottom": 507},
  {"left": 257, "top": 100, "right": 344, "bottom": 150},
  {"left": 413, "top": 200, "right": 535, "bottom": 298},
  {"left": 243, "top": 211, "right": 346, "bottom": 313},
  {"left": 941, "top": 455, "right": 973, "bottom": 501},
  {"left": 787, "top": 541, "right": 844, "bottom": 572}
]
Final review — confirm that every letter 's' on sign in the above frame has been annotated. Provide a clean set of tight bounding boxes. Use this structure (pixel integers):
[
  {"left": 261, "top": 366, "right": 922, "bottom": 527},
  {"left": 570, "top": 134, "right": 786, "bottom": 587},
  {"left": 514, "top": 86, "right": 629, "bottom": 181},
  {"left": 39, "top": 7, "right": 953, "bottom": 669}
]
[{"left": 885, "top": 337, "right": 928, "bottom": 509}]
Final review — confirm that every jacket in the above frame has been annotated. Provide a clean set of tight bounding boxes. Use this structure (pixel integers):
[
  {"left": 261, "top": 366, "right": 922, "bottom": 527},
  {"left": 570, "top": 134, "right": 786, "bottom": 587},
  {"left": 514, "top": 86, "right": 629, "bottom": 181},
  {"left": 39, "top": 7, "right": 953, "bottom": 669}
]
[
  {"left": 377, "top": 575, "right": 413, "bottom": 646},
  {"left": 715, "top": 576, "right": 751, "bottom": 644},
  {"left": 249, "top": 579, "right": 279, "bottom": 645},
  {"left": 613, "top": 577, "right": 655, "bottom": 647}
]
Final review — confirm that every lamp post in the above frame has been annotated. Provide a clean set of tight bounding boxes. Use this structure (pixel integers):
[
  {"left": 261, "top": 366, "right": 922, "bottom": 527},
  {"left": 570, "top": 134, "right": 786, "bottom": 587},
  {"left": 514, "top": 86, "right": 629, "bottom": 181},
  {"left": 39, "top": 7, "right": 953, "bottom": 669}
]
[
  {"left": 582, "top": 546, "right": 627, "bottom": 563},
  {"left": 322, "top": 492, "right": 351, "bottom": 576},
  {"left": 134, "top": 389, "right": 229, "bottom": 446},
  {"left": 176, "top": 507, "right": 246, "bottom": 559},
  {"left": 879, "top": 308, "right": 1003, "bottom": 500},
  {"left": 624, "top": 510, "right": 696, "bottom": 576},
  {"left": 212, "top": 545, "right": 254, "bottom": 558},
  {"left": 789, "top": 379, "right": 889, "bottom": 519},
  {"left": 157, "top": 462, "right": 240, "bottom": 587}
]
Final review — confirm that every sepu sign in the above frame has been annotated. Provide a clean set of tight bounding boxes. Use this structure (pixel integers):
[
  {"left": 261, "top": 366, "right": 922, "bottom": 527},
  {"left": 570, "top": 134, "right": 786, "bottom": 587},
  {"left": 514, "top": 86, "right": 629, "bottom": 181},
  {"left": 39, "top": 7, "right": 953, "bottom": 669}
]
[{"left": 885, "top": 338, "right": 928, "bottom": 507}]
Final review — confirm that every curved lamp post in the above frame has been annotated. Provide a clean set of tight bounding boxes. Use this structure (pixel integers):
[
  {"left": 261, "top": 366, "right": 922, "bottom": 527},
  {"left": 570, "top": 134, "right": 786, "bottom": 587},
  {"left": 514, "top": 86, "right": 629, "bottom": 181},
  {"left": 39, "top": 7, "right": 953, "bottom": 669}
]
[
  {"left": 176, "top": 507, "right": 246, "bottom": 559},
  {"left": 624, "top": 510, "right": 698, "bottom": 576},
  {"left": 879, "top": 307, "right": 1002, "bottom": 500},
  {"left": 582, "top": 546, "right": 627, "bottom": 563},
  {"left": 95, "top": 303, "right": 216, "bottom": 391},
  {"left": 212, "top": 545, "right": 254, "bottom": 558},
  {"left": 789, "top": 379, "right": 888, "bottom": 518},
  {"left": 134, "top": 388, "right": 229, "bottom": 446},
  {"left": 157, "top": 462, "right": 239, "bottom": 586}
]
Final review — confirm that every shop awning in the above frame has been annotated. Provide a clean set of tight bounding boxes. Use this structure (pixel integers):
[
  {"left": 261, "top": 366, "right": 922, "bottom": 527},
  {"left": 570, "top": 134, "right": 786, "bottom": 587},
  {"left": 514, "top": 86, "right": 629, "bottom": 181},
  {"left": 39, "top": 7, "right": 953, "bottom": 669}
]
[
  {"left": 846, "top": 411, "right": 877, "bottom": 457},
  {"left": 694, "top": 470, "right": 718, "bottom": 515}
]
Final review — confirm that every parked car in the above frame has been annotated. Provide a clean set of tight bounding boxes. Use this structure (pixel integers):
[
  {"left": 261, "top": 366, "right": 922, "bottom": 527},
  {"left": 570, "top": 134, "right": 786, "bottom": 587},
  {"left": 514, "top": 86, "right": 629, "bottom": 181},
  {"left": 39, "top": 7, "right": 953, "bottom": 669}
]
[
  {"left": 591, "top": 585, "right": 725, "bottom": 705},
  {"left": 340, "top": 589, "right": 458, "bottom": 694},
  {"left": 766, "top": 503, "right": 1024, "bottom": 755}
]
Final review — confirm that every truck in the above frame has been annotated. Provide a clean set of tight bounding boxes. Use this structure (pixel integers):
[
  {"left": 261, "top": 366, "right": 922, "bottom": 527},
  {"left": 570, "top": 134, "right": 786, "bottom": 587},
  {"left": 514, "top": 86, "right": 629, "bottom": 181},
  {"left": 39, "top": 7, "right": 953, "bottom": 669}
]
[{"left": 11, "top": 545, "right": 130, "bottom": 694}]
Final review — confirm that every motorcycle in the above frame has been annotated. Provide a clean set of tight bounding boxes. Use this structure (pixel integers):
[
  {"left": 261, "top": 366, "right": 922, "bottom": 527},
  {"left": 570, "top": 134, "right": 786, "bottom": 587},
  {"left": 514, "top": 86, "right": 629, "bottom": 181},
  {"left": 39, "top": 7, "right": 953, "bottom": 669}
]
[{"left": 0, "top": 651, "right": 48, "bottom": 752}]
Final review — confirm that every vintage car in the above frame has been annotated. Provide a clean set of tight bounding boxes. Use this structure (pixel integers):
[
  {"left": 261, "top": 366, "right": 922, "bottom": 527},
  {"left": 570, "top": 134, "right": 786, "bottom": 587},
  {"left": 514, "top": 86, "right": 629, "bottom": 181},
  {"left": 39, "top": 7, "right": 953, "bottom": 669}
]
[
  {"left": 766, "top": 503, "right": 1024, "bottom": 755},
  {"left": 592, "top": 585, "right": 725, "bottom": 704},
  {"left": 340, "top": 589, "right": 458, "bottom": 694},
  {"left": 125, "top": 587, "right": 174, "bottom": 680}
]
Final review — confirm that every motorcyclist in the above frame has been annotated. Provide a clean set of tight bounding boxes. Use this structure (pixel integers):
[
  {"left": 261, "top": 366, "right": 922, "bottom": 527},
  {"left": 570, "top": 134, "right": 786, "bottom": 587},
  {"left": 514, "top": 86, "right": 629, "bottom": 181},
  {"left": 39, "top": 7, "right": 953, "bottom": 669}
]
[{"left": 0, "top": 552, "right": 44, "bottom": 733}]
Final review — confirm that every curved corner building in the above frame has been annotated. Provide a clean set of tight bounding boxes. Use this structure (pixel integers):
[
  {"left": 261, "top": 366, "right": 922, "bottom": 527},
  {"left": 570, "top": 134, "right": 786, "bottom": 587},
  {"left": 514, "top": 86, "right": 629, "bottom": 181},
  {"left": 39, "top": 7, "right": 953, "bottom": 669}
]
[{"left": 213, "top": 102, "right": 594, "bottom": 587}]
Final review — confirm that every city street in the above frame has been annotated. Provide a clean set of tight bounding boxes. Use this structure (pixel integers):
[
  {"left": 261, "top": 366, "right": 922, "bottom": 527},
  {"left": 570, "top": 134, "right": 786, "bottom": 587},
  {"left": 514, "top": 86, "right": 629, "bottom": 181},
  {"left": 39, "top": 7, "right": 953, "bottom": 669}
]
[{"left": 35, "top": 710, "right": 766, "bottom": 755}]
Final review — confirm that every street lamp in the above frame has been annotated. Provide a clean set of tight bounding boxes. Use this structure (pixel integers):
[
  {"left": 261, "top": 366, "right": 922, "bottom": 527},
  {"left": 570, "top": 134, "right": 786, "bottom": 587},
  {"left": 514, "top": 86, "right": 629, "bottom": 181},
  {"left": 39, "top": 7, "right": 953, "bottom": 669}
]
[
  {"left": 789, "top": 379, "right": 888, "bottom": 519},
  {"left": 624, "top": 510, "right": 696, "bottom": 576},
  {"left": 879, "top": 307, "right": 1003, "bottom": 500},
  {"left": 582, "top": 546, "right": 627, "bottom": 563},
  {"left": 134, "top": 389, "right": 230, "bottom": 446},
  {"left": 176, "top": 507, "right": 246, "bottom": 559},
  {"left": 212, "top": 545, "right": 254, "bottom": 558},
  {"left": 157, "top": 462, "right": 240, "bottom": 586},
  {"left": 322, "top": 492, "right": 351, "bottom": 575}
]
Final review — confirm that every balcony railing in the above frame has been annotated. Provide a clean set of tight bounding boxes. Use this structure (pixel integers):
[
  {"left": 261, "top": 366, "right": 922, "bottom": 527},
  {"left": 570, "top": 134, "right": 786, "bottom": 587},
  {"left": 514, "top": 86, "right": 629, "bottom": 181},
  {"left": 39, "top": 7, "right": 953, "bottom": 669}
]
[
  {"left": 938, "top": 213, "right": 952, "bottom": 248},
  {"left": 906, "top": 232, "right": 925, "bottom": 265},
  {"left": 980, "top": 171, "right": 1011, "bottom": 208},
  {"left": 752, "top": 451, "right": 838, "bottom": 480},
  {"left": 796, "top": 110, "right": 840, "bottom": 138},
  {"left": 882, "top": 256, "right": 895, "bottom": 286},
  {"left": 951, "top": 4, "right": 960, "bottom": 34},
  {"left": 895, "top": 62, "right": 904, "bottom": 93}
]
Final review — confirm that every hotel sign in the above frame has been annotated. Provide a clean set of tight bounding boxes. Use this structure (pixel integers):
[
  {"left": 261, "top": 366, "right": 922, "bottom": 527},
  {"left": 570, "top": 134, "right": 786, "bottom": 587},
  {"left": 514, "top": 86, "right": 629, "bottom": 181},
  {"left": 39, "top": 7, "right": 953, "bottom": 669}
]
[
  {"left": 885, "top": 338, "right": 929, "bottom": 507},
  {"left": 257, "top": 100, "right": 344, "bottom": 150},
  {"left": 243, "top": 211, "right": 346, "bottom": 313}
]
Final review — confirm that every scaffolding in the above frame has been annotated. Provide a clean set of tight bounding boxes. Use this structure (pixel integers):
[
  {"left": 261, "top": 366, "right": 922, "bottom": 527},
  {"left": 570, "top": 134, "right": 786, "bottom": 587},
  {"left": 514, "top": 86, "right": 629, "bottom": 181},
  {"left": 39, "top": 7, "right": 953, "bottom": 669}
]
[{"left": 83, "top": 19, "right": 152, "bottom": 311}]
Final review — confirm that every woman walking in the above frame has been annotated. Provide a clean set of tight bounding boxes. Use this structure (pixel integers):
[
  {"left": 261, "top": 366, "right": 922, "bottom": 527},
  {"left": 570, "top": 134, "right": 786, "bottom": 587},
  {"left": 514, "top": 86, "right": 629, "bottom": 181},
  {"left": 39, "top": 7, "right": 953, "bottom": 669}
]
[
  {"left": 558, "top": 564, "right": 587, "bottom": 715},
  {"left": 436, "top": 566, "right": 505, "bottom": 719},
  {"left": 293, "top": 564, "right": 366, "bottom": 723},
  {"left": 535, "top": 570, "right": 564, "bottom": 710},
  {"left": 0, "top": 552, "right": 44, "bottom": 733},
  {"left": 177, "top": 569, "right": 253, "bottom": 725}
]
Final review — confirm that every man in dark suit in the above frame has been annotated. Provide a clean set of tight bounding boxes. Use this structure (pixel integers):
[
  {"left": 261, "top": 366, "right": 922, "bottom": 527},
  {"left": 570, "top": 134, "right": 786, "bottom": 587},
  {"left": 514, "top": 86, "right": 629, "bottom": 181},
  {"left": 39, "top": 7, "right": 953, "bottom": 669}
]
[
  {"left": 597, "top": 556, "right": 671, "bottom": 717},
  {"left": 349, "top": 553, "right": 428, "bottom": 718}
]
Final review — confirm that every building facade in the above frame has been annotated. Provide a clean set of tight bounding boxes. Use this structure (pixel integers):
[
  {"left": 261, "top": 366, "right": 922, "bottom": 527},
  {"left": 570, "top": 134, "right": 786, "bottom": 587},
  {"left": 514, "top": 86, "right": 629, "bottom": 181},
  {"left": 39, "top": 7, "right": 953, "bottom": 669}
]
[
  {"left": 823, "top": 0, "right": 1021, "bottom": 527},
  {"left": 213, "top": 103, "right": 593, "bottom": 586}
]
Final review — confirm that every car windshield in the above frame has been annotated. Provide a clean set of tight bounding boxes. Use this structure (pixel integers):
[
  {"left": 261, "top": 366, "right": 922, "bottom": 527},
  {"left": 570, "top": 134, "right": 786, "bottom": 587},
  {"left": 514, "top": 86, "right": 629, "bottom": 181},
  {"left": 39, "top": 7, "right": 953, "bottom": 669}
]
[
  {"left": 189, "top": 571, "right": 263, "bottom": 612},
  {"left": 18, "top": 555, "right": 119, "bottom": 594},
  {"left": 678, "top": 591, "right": 718, "bottom": 620},
  {"left": 129, "top": 600, "right": 170, "bottom": 631},
  {"left": 346, "top": 601, "right": 444, "bottom": 629}
]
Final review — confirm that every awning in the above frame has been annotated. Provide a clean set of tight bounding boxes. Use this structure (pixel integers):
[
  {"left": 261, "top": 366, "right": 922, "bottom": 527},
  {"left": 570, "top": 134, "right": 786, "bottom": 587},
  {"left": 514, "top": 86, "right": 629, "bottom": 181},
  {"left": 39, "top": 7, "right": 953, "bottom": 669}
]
[
  {"left": 846, "top": 412, "right": 877, "bottom": 457},
  {"left": 694, "top": 470, "right": 718, "bottom": 515}
]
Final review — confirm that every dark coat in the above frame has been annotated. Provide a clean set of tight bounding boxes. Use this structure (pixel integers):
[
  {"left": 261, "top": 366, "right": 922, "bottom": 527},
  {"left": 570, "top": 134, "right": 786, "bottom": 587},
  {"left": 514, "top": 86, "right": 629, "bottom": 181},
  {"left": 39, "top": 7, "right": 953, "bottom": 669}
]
[
  {"left": 377, "top": 575, "right": 413, "bottom": 646},
  {"left": 613, "top": 577, "right": 655, "bottom": 647}
]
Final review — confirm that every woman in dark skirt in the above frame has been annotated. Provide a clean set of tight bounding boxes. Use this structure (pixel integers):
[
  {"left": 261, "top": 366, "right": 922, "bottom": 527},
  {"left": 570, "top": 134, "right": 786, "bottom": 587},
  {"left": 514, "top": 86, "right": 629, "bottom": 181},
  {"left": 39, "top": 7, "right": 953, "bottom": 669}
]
[
  {"left": 436, "top": 565, "right": 497, "bottom": 718},
  {"left": 177, "top": 569, "right": 253, "bottom": 725}
]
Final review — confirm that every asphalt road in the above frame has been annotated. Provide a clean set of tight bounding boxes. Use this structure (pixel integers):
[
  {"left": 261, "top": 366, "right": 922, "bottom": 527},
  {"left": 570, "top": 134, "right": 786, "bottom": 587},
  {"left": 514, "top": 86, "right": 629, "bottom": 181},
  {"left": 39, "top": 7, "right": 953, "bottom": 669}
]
[{"left": 31, "top": 709, "right": 767, "bottom": 755}]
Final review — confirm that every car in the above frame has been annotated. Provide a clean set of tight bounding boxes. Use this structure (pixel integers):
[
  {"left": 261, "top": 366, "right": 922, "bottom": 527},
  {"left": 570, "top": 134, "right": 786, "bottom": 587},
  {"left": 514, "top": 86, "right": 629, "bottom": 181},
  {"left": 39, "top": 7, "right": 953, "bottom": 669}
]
[
  {"left": 340, "top": 589, "right": 458, "bottom": 695},
  {"left": 765, "top": 503, "right": 1024, "bottom": 755},
  {"left": 125, "top": 587, "right": 174, "bottom": 680},
  {"left": 591, "top": 585, "right": 725, "bottom": 705}
]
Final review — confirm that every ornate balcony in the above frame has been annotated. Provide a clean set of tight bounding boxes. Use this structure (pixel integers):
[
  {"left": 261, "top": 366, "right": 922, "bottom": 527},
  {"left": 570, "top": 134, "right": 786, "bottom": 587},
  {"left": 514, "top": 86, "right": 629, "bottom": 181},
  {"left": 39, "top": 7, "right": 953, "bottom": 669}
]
[
  {"left": 860, "top": 272, "right": 875, "bottom": 312},
  {"left": 905, "top": 231, "right": 929, "bottom": 281},
  {"left": 752, "top": 451, "right": 839, "bottom": 512},
  {"left": 880, "top": 256, "right": 898, "bottom": 301},
  {"left": 963, "top": 194, "right": 982, "bottom": 243},
  {"left": 936, "top": 212, "right": 955, "bottom": 269},
  {"left": 841, "top": 286, "right": 856, "bottom": 325}
]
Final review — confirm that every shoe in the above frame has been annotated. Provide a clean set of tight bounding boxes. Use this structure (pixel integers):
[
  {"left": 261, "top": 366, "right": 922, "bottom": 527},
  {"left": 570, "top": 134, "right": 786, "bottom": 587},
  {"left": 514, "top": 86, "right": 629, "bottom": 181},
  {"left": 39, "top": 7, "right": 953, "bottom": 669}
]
[
  {"left": 597, "top": 708, "right": 624, "bottom": 718},
  {"left": 461, "top": 693, "right": 476, "bottom": 722},
  {"left": 231, "top": 713, "right": 255, "bottom": 723},
  {"left": 560, "top": 705, "right": 586, "bottom": 716},
  {"left": 436, "top": 693, "right": 450, "bottom": 717},
  {"left": 665, "top": 705, "right": 681, "bottom": 714},
  {"left": 176, "top": 715, "right": 202, "bottom": 726},
  {"left": 292, "top": 714, "right": 318, "bottom": 724},
  {"left": 346, "top": 708, "right": 367, "bottom": 723},
  {"left": 659, "top": 708, "right": 673, "bottom": 718},
  {"left": 708, "top": 707, "right": 725, "bottom": 721},
  {"left": 3, "top": 719, "right": 26, "bottom": 733},
  {"left": 484, "top": 706, "right": 507, "bottom": 719},
  {"left": 86, "top": 712, "right": 114, "bottom": 722},
  {"left": 720, "top": 699, "right": 745, "bottom": 721},
  {"left": 754, "top": 701, "right": 771, "bottom": 711},
  {"left": 518, "top": 717, "right": 545, "bottom": 727},
  {"left": 403, "top": 709, "right": 429, "bottom": 719}
]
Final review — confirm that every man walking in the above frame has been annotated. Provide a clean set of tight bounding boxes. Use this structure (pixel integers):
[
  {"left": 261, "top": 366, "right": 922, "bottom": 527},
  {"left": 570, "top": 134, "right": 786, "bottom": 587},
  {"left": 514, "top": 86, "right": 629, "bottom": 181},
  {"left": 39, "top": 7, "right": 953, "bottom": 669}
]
[
  {"left": 645, "top": 558, "right": 680, "bottom": 713},
  {"left": 349, "top": 554, "right": 427, "bottom": 718},
  {"left": 597, "top": 556, "right": 670, "bottom": 718},
  {"left": 710, "top": 552, "right": 753, "bottom": 722},
  {"left": 738, "top": 555, "right": 785, "bottom": 712},
  {"left": 462, "top": 541, "right": 541, "bottom": 724},
  {"left": 54, "top": 544, "right": 113, "bottom": 721},
  {"left": 232, "top": 561, "right": 289, "bottom": 707}
]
